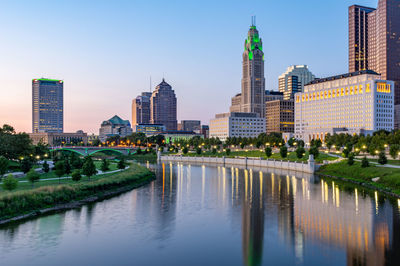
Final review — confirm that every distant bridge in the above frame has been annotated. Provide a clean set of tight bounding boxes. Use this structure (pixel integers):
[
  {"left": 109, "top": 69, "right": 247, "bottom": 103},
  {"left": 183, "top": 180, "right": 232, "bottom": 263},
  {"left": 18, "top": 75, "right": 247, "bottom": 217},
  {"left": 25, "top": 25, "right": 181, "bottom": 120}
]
[{"left": 50, "top": 146, "right": 137, "bottom": 156}]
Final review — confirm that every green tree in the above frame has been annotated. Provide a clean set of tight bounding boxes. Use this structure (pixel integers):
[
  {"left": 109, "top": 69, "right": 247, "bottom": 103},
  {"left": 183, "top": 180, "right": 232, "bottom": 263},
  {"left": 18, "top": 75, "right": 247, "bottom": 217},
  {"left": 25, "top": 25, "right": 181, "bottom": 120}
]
[
  {"left": 212, "top": 148, "right": 217, "bottom": 155},
  {"left": 389, "top": 144, "right": 400, "bottom": 159},
  {"left": 0, "top": 156, "right": 9, "bottom": 179},
  {"left": 101, "top": 159, "right": 110, "bottom": 172},
  {"left": 71, "top": 169, "right": 82, "bottom": 182},
  {"left": 182, "top": 147, "right": 188, "bottom": 154},
  {"left": 295, "top": 146, "right": 305, "bottom": 159},
  {"left": 309, "top": 146, "right": 319, "bottom": 159},
  {"left": 347, "top": 153, "right": 355, "bottom": 166},
  {"left": 136, "top": 148, "right": 142, "bottom": 155},
  {"left": 54, "top": 161, "right": 65, "bottom": 183},
  {"left": 82, "top": 157, "right": 97, "bottom": 179},
  {"left": 378, "top": 151, "right": 387, "bottom": 165},
  {"left": 64, "top": 159, "right": 71, "bottom": 174},
  {"left": 2, "top": 174, "right": 18, "bottom": 191},
  {"left": 117, "top": 158, "right": 126, "bottom": 169},
  {"left": 265, "top": 147, "right": 272, "bottom": 158},
  {"left": 26, "top": 169, "right": 40, "bottom": 188},
  {"left": 42, "top": 161, "right": 50, "bottom": 173},
  {"left": 361, "top": 156, "right": 369, "bottom": 168},
  {"left": 20, "top": 158, "right": 33, "bottom": 174},
  {"left": 280, "top": 146, "right": 288, "bottom": 158},
  {"left": 196, "top": 147, "right": 202, "bottom": 155},
  {"left": 225, "top": 148, "right": 231, "bottom": 156}
]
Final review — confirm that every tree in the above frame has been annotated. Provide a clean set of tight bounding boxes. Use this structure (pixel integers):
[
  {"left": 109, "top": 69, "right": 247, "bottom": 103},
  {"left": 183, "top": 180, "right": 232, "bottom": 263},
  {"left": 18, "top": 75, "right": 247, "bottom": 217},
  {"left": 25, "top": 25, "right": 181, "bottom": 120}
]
[
  {"left": 117, "top": 158, "right": 126, "bottom": 169},
  {"left": 20, "top": 158, "right": 33, "bottom": 174},
  {"left": 2, "top": 174, "right": 18, "bottom": 191},
  {"left": 182, "top": 147, "right": 188, "bottom": 155},
  {"left": 0, "top": 156, "right": 8, "bottom": 179},
  {"left": 64, "top": 159, "right": 71, "bottom": 175},
  {"left": 71, "top": 156, "right": 83, "bottom": 169},
  {"left": 378, "top": 151, "right": 387, "bottom": 165},
  {"left": 136, "top": 148, "right": 142, "bottom": 155},
  {"left": 82, "top": 156, "right": 97, "bottom": 179},
  {"left": 295, "top": 146, "right": 305, "bottom": 159},
  {"left": 101, "top": 159, "right": 110, "bottom": 172},
  {"left": 389, "top": 144, "right": 400, "bottom": 159},
  {"left": 26, "top": 169, "right": 40, "bottom": 187},
  {"left": 71, "top": 169, "right": 82, "bottom": 182},
  {"left": 265, "top": 147, "right": 272, "bottom": 158},
  {"left": 361, "top": 156, "right": 369, "bottom": 168},
  {"left": 212, "top": 148, "right": 217, "bottom": 155},
  {"left": 42, "top": 161, "right": 50, "bottom": 173},
  {"left": 225, "top": 148, "right": 231, "bottom": 156},
  {"left": 347, "top": 153, "right": 355, "bottom": 166},
  {"left": 196, "top": 147, "right": 202, "bottom": 155},
  {"left": 280, "top": 146, "right": 288, "bottom": 158},
  {"left": 54, "top": 161, "right": 65, "bottom": 183},
  {"left": 309, "top": 146, "right": 319, "bottom": 159}
]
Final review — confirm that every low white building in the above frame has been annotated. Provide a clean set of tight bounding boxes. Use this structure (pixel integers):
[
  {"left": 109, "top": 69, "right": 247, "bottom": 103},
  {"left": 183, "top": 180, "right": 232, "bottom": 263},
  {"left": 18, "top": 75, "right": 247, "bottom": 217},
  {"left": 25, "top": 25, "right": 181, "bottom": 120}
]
[
  {"left": 209, "top": 112, "right": 265, "bottom": 141},
  {"left": 295, "top": 70, "right": 394, "bottom": 142}
]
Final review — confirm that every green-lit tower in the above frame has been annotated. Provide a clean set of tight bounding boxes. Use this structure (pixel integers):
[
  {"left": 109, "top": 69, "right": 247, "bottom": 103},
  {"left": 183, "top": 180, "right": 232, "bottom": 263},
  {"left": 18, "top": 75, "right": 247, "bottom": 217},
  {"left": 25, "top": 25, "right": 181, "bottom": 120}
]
[{"left": 241, "top": 17, "right": 265, "bottom": 118}]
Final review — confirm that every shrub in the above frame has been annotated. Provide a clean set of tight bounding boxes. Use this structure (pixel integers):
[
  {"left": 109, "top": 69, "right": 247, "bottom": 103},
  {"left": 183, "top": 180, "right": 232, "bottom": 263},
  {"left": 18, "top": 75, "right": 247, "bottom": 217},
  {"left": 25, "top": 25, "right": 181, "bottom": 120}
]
[
  {"left": 2, "top": 174, "right": 18, "bottom": 191},
  {"left": 280, "top": 146, "right": 288, "bottom": 158},
  {"left": 347, "top": 153, "right": 355, "bottom": 166},
  {"left": 225, "top": 148, "right": 231, "bottom": 156},
  {"left": 361, "top": 156, "right": 369, "bottom": 168},
  {"left": 196, "top": 147, "right": 202, "bottom": 155},
  {"left": 101, "top": 159, "right": 110, "bottom": 172},
  {"left": 212, "top": 148, "right": 217, "bottom": 155},
  {"left": 295, "top": 147, "right": 305, "bottom": 159},
  {"left": 117, "top": 158, "right": 126, "bottom": 169},
  {"left": 26, "top": 169, "right": 40, "bottom": 187},
  {"left": 136, "top": 148, "right": 142, "bottom": 155},
  {"left": 182, "top": 147, "right": 188, "bottom": 154},
  {"left": 20, "top": 158, "right": 33, "bottom": 174},
  {"left": 309, "top": 146, "right": 319, "bottom": 159},
  {"left": 265, "top": 147, "right": 272, "bottom": 158},
  {"left": 378, "top": 151, "right": 387, "bottom": 165},
  {"left": 71, "top": 169, "right": 82, "bottom": 182},
  {"left": 42, "top": 161, "right": 50, "bottom": 173}
]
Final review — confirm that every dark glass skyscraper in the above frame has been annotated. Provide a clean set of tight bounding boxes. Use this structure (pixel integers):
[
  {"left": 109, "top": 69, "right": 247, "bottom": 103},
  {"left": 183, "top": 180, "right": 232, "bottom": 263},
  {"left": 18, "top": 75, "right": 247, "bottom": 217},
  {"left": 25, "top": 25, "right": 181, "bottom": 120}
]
[
  {"left": 150, "top": 79, "right": 177, "bottom": 131},
  {"left": 132, "top": 92, "right": 152, "bottom": 126},
  {"left": 32, "top": 78, "right": 63, "bottom": 133},
  {"left": 241, "top": 21, "right": 265, "bottom": 117}
]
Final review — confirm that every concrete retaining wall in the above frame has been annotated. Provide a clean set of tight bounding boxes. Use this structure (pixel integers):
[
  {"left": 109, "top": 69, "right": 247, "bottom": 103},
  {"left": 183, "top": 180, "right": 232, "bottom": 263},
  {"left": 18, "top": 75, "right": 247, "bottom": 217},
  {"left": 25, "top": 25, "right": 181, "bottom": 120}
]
[{"left": 160, "top": 155, "right": 316, "bottom": 174}]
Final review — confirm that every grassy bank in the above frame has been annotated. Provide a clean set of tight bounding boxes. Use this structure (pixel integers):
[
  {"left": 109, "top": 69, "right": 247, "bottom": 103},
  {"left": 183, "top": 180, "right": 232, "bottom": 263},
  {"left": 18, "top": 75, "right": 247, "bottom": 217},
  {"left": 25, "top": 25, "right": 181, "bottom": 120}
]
[
  {"left": 317, "top": 161, "right": 400, "bottom": 196},
  {"left": 177, "top": 150, "right": 337, "bottom": 164},
  {"left": 0, "top": 163, "right": 155, "bottom": 222}
]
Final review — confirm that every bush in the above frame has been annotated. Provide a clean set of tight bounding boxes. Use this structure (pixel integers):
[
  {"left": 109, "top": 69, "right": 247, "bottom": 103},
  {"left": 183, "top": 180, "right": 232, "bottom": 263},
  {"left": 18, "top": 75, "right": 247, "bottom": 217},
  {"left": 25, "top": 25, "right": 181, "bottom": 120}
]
[
  {"left": 361, "top": 156, "right": 369, "bottom": 168},
  {"left": 212, "top": 148, "right": 217, "bottom": 155},
  {"left": 280, "top": 146, "right": 288, "bottom": 158},
  {"left": 71, "top": 169, "right": 82, "bottom": 182},
  {"left": 309, "top": 146, "right": 319, "bottom": 159},
  {"left": 378, "top": 151, "right": 387, "bottom": 165},
  {"left": 347, "top": 153, "right": 355, "bottom": 166},
  {"left": 295, "top": 147, "right": 305, "bottom": 159},
  {"left": 196, "top": 147, "right": 202, "bottom": 155},
  {"left": 2, "top": 174, "right": 18, "bottom": 191},
  {"left": 225, "top": 148, "right": 231, "bottom": 156},
  {"left": 26, "top": 169, "right": 40, "bottom": 187},
  {"left": 117, "top": 158, "right": 126, "bottom": 169},
  {"left": 42, "top": 161, "right": 50, "bottom": 173},
  {"left": 20, "top": 158, "right": 33, "bottom": 174},
  {"left": 101, "top": 159, "right": 110, "bottom": 172},
  {"left": 136, "top": 148, "right": 142, "bottom": 155},
  {"left": 264, "top": 147, "right": 272, "bottom": 158},
  {"left": 182, "top": 147, "right": 188, "bottom": 154}
]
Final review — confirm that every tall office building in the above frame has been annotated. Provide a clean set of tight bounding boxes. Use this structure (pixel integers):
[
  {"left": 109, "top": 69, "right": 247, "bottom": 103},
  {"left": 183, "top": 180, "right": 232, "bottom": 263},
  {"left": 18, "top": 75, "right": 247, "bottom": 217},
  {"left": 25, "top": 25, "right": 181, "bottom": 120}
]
[
  {"left": 150, "top": 79, "right": 177, "bottom": 131},
  {"left": 132, "top": 92, "right": 151, "bottom": 127},
  {"left": 240, "top": 20, "right": 265, "bottom": 117},
  {"left": 278, "top": 65, "right": 315, "bottom": 100},
  {"left": 349, "top": 1, "right": 400, "bottom": 105},
  {"left": 32, "top": 78, "right": 63, "bottom": 133}
]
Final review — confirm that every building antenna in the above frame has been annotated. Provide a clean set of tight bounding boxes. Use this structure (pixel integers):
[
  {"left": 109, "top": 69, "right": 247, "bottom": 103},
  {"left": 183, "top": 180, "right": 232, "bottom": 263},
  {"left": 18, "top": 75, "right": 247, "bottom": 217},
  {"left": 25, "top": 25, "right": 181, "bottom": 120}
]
[{"left": 149, "top": 76, "right": 152, "bottom": 92}]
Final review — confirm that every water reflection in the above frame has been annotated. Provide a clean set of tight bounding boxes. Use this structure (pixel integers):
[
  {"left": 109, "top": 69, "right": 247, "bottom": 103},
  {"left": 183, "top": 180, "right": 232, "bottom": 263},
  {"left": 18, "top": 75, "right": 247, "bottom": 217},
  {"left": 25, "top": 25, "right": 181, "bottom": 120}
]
[{"left": 0, "top": 161, "right": 399, "bottom": 266}]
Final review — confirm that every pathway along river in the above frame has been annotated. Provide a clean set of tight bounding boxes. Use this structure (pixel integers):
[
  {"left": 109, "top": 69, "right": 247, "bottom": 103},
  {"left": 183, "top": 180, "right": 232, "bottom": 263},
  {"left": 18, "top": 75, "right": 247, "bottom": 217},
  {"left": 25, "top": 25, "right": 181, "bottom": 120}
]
[{"left": 0, "top": 162, "right": 399, "bottom": 266}]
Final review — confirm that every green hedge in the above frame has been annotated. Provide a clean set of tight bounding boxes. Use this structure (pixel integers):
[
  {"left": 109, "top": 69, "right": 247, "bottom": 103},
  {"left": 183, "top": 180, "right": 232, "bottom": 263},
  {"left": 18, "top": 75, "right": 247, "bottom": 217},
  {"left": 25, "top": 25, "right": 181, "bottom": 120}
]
[{"left": 0, "top": 164, "right": 154, "bottom": 220}]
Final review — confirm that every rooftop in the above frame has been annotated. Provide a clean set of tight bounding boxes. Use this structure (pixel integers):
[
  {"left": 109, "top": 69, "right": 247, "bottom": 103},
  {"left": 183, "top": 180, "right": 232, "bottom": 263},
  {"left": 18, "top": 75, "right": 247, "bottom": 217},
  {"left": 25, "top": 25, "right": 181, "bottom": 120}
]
[{"left": 305, "top": 70, "right": 380, "bottom": 86}]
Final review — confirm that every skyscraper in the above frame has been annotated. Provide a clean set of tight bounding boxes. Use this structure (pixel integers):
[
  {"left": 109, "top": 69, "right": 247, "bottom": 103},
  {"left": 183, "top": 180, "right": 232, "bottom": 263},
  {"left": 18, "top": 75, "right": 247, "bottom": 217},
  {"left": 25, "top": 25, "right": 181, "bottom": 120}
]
[
  {"left": 278, "top": 65, "right": 315, "bottom": 100},
  {"left": 241, "top": 19, "right": 265, "bottom": 118},
  {"left": 132, "top": 92, "right": 151, "bottom": 126},
  {"left": 150, "top": 79, "right": 177, "bottom": 131},
  {"left": 349, "top": 1, "right": 400, "bottom": 104},
  {"left": 32, "top": 78, "right": 63, "bottom": 133}
]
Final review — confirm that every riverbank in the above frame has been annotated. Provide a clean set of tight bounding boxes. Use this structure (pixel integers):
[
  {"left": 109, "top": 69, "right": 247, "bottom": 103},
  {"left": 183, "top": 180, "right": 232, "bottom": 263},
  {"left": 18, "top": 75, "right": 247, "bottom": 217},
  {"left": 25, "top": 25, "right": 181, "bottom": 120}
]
[
  {"left": 317, "top": 161, "right": 400, "bottom": 198},
  {"left": 0, "top": 163, "right": 155, "bottom": 225}
]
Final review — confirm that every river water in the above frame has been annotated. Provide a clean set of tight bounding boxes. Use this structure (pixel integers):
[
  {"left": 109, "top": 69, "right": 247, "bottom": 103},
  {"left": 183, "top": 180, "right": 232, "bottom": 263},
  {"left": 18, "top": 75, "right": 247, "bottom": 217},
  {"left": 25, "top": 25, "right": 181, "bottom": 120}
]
[{"left": 0, "top": 162, "right": 399, "bottom": 266}]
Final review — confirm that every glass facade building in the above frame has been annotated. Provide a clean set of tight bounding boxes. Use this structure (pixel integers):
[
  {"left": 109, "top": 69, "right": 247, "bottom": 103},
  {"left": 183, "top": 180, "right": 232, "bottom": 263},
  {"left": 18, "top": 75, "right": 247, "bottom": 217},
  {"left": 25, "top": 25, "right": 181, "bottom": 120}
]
[{"left": 32, "top": 78, "right": 63, "bottom": 133}]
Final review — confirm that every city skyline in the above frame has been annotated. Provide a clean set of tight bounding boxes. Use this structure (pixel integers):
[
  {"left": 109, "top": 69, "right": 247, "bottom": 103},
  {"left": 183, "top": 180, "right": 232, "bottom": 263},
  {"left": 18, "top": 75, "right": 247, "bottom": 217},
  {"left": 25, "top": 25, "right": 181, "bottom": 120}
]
[{"left": 0, "top": 0, "right": 378, "bottom": 134}]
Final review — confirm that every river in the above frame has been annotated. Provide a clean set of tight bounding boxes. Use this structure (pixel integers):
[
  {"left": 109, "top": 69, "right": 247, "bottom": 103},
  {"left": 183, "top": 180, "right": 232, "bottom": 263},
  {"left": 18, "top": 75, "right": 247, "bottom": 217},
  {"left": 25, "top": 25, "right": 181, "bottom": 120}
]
[{"left": 0, "top": 162, "right": 399, "bottom": 266}]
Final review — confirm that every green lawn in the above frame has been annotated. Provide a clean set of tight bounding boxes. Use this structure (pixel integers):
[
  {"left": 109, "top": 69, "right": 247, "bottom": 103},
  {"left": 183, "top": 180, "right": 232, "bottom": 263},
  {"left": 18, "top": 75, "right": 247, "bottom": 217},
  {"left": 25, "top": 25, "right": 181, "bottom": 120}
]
[
  {"left": 366, "top": 159, "right": 400, "bottom": 166},
  {"left": 318, "top": 161, "right": 400, "bottom": 194},
  {"left": 179, "top": 150, "right": 337, "bottom": 164}
]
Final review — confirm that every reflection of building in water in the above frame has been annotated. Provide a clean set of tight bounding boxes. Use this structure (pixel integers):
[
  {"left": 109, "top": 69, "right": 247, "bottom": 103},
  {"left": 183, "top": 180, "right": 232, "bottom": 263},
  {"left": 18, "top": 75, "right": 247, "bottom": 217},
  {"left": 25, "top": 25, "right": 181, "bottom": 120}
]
[{"left": 241, "top": 169, "right": 264, "bottom": 266}]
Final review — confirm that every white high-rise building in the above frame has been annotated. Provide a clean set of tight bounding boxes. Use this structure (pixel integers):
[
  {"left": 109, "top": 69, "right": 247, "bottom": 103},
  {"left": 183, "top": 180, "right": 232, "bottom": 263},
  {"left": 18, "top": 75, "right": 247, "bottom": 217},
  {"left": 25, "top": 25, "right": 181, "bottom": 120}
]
[
  {"left": 279, "top": 65, "right": 315, "bottom": 100},
  {"left": 295, "top": 70, "right": 394, "bottom": 142}
]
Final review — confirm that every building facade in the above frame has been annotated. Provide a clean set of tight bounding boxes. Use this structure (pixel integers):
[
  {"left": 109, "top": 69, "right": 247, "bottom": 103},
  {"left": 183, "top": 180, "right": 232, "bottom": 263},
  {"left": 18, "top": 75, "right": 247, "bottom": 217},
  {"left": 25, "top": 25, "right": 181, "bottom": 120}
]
[
  {"left": 278, "top": 65, "right": 315, "bottom": 100},
  {"left": 230, "top": 93, "right": 242, "bottom": 113},
  {"left": 209, "top": 112, "right": 265, "bottom": 141},
  {"left": 29, "top": 131, "right": 88, "bottom": 146},
  {"left": 32, "top": 78, "right": 64, "bottom": 133},
  {"left": 181, "top": 120, "right": 201, "bottom": 133},
  {"left": 266, "top": 100, "right": 294, "bottom": 134},
  {"left": 99, "top": 115, "right": 133, "bottom": 142},
  {"left": 240, "top": 22, "right": 265, "bottom": 118},
  {"left": 294, "top": 71, "right": 394, "bottom": 142},
  {"left": 201, "top": 125, "right": 209, "bottom": 139},
  {"left": 265, "top": 90, "right": 284, "bottom": 102},
  {"left": 150, "top": 79, "right": 177, "bottom": 131},
  {"left": 134, "top": 123, "right": 166, "bottom": 136},
  {"left": 132, "top": 92, "right": 151, "bottom": 126}
]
